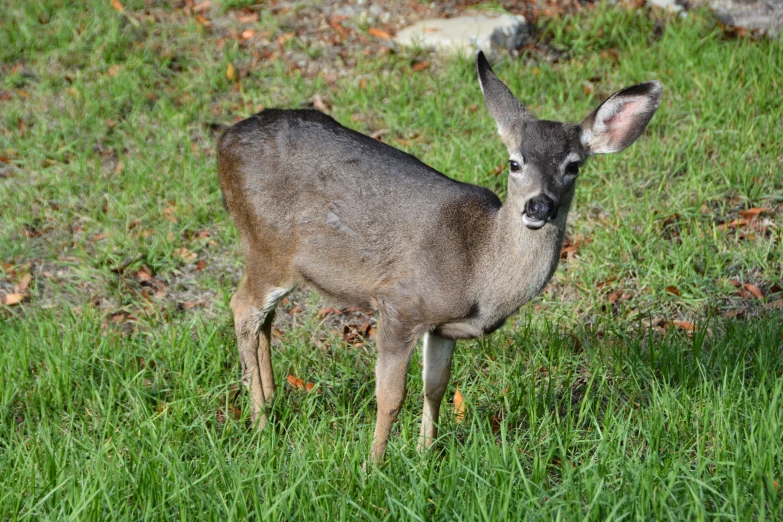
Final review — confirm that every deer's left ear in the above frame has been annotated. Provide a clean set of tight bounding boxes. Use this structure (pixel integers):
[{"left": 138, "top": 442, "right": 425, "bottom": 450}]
[{"left": 580, "top": 81, "right": 662, "bottom": 154}]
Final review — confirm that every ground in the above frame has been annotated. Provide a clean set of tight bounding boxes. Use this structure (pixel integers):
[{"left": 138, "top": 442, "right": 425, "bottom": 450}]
[{"left": 1, "top": 1, "right": 782, "bottom": 520}]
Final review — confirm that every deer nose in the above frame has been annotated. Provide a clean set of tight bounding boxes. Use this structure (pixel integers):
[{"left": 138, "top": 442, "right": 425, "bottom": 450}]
[{"left": 525, "top": 195, "right": 558, "bottom": 221}]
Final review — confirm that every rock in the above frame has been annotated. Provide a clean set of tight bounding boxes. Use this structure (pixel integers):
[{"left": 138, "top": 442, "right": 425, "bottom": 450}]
[
  {"left": 394, "top": 14, "right": 530, "bottom": 55},
  {"left": 647, "top": 0, "right": 685, "bottom": 13},
  {"left": 687, "top": 0, "right": 783, "bottom": 37},
  {"left": 710, "top": 0, "right": 783, "bottom": 37}
]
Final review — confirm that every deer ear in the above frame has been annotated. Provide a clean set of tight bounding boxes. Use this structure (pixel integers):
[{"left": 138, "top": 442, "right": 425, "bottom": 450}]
[
  {"left": 580, "top": 81, "right": 662, "bottom": 154},
  {"left": 476, "top": 51, "right": 529, "bottom": 139}
]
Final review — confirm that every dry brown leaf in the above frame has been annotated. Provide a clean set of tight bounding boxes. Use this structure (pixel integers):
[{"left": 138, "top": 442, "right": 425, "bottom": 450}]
[
  {"left": 412, "top": 61, "right": 430, "bottom": 72},
  {"left": 738, "top": 207, "right": 767, "bottom": 220},
  {"left": 237, "top": 12, "right": 259, "bottom": 23},
  {"left": 107, "top": 65, "right": 120, "bottom": 77},
  {"left": 665, "top": 285, "right": 681, "bottom": 296},
  {"left": 286, "top": 374, "right": 314, "bottom": 391},
  {"left": 288, "top": 305, "right": 303, "bottom": 315},
  {"left": 0, "top": 155, "right": 10, "bottom": 164},
  {"left": 195, "top": 260, "right": 207, "bottom": 271},
  {"left": 743, "top": 283, "right": 764, "bottom": 300},
  {"left": 196, "top": 14, "right": 211, "bottom": 27},
  {"left": 15, "top": 273, "right": 32, "bottom": 293},
  {"left": 313, "top": 94, "right": 330, "bottom": 113},
  {"left": 173, "top": 248, "right": 197, "bottom": 261},
  {"left": 453, "top": 386, "right": 465, "bottom": 423},
  {"left": 163, "top": 206, "right": 178, "bottom": 223},
  {"left": 180, "top": 300, "right": 205, "bottom": 309},
  {"left": 367, "top": 27, "right": 392, "bottom": 39},
  {"left": 318, "top": 306, "right": 342, "bottom": 318},
  {"left": 671, "top": 320, "right": 695, "bottom": 333},
  {"left": 769, "top": 299, "right": 783, "bottom": 309},
  {"left": 226, "top": 63, "right": 236, "bottom": 82},
  {"left": 111, "top": 0, "right": 124, "bottom": 12},
  {"left": 193, "top": 0, "right": 211, "bottom": 13},
  {"left": 718, "top": 219, "right": 747, "bottom": 231},
  {"left": 359, "top": 78, "right": 367, "bottom": 89},
  {"left": 135, "top": 266, "right": 153, "bottom": 282},
  {"left": 240, "top": 29, "right": 255, "bottom": 40},
  {"left": 2, "top": 293, "right": 24, "bottom": 306},
  {"left": 723, "top": 307, "right": 747, "bottom": 319}
]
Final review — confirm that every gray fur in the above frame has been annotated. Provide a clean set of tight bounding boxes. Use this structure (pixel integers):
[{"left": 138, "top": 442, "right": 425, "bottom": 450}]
[{"left": 217, "top": 51, "right": 662, "bottom": 462}]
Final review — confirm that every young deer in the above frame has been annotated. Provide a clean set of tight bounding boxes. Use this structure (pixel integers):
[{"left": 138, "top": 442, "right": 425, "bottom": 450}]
[{"left": 218, "top": 51, "right": 661, "bottom": 463}]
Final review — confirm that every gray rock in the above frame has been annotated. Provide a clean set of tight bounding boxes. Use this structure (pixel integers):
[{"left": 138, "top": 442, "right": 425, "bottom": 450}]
[
  {"left": 684, "top": 0, "right": 782, "bottom": 37},
  {"left": 394, "top": 14, "right": 530, "bottom": 55},
  {"left": 710, "top": 0, "right": 783, "bottom": 37}
]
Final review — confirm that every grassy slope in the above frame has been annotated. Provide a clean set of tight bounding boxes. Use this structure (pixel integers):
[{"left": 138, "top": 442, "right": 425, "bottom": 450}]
[{"left": 1, "top": 1, "right": 782, "bottom": 520}]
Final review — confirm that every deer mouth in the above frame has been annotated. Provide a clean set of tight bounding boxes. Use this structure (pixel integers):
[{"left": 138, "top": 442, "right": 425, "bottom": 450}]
[{"left": 522, "top": 213, "right": 547, "bottom": 230}]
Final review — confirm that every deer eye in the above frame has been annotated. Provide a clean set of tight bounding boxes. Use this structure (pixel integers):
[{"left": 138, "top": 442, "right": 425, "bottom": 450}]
[
  {"left": 565, "top": 162, "right": 580, "bottom": 176},
  {"left": 509, "top": 157, "right": 525, "bottom": 172}
]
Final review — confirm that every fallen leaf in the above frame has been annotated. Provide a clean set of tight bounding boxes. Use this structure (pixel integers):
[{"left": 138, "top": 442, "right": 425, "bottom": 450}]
[
  {"left": 671, "top": 320, "right": 695, "bottom": 333},
  {"left": 369, "top": 129, "right": 388, "bottom": 140},
  {"left": 111, "top": 0, "right": 124, "bottom": 12},
  {"left": 743, "top": 283, "right": 764, "bottom": 300},
  {"left": 163, "top": 206, "right": 178, "bottom": 223},
  {"left": 769, "top": 299, "right": 783, "bottom": 309},
  {"left": 2, "top": 293, "right": 24, "bottom": 306},
  {"left": 318, "top": 306, "right": 342, "bottom": 318},
  {"left": 367, "top": 27, "right": 392, "bottom": 39},
  {"left": 195, "top": 260, "right": 207, "bottom": 271},
  {"left": 0, "top": 155, "right": 10, "bottom": 164},
  {"left": 237, "top": 12, "right": 259, "bottom": 23},
  {"left": 717, "top": 219, "right": 747, "bottom": 231},
  {"left": 286, "top": 374, "right": 314, "bottom": 391},
  {"left": 107, "top": 65, "right": 120, "bottom": 77},
  {"left": 313, "top": 94, "right": 330, "bottom": 113},
  {"left": 453, "top": 386, "right": 465, "bottom": 423},
  {"left": 738, "top": 207, "right": 767, "bottom": 220},
  {"left": 193, "top": 0, "right": 211, "bottom": 13},
  {"left": 665, "top": 285, "right": 681, "bottom": 296},
  {"left": 412, "top": 61, "right": 430, "bottom": 72},
  {"left": 135, "top": 266, "right": 153, "bottom": 282},
  {"left": 226, "top": 63, "right": 236, "bottom": 82},
  {"left": 723, "top": 307, "right": 747, "bottom": 319},
  {"left": 240, "top": 29, "right": 255, "bottom": 40},
  {"left": 288, "top": 305, "right": 303, "bottom": 315},
  {"left": 173, "top": 248, "right": 197, "bottom": 261},
  {"left": 14, "top": 273, "right": 32, "bottom": 293},
  {"left": 359, "top": 78, "right": 367, "bottom": 89},
  {"left": 179, "top": 300, "right": 205, "bottom": 309},
  {"left": 196, "top": 14, "right": 211, "bottom": 27}
]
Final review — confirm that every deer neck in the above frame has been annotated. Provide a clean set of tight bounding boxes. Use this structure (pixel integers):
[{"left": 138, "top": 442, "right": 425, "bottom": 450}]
[{"left": 474, "top": 194, "right": 572, "bottom": 318}]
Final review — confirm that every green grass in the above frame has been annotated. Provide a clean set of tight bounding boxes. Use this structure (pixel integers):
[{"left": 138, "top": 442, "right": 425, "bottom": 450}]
[{"left": 1, "top": 1, "right": 782, "bottom": 519}]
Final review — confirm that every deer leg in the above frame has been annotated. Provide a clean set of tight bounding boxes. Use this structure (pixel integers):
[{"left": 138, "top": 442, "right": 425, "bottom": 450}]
[
  {"left": 230, "top": 282, "right": 289, "bottom": 427},
  {"left": 418, "top": 332, "right": 455, "bottom": 451},
  {"left": 370, "top": 322, "right": 416, "bottom": 464},
  {"left": 257, "top": 311, "right": 276, "bottom": 404}
]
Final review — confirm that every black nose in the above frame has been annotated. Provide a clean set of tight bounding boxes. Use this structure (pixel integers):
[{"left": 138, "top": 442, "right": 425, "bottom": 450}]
[{"left": 525, "top": 195, "right": 558, "bottom": 221}]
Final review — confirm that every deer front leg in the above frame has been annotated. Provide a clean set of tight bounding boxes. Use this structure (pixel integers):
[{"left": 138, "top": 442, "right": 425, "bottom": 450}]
[
  {"left": 370, "top": 324, "right": 416, "bottom": 464},
  {"left": 418, "top": 332, "right": 455, "bottom": 451}
]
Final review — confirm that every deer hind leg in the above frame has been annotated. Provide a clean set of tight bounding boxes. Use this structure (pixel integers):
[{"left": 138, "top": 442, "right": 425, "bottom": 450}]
[
  {"left": 418, "top": 332, "right": 455, "bottom": 451},
  {"left": 230, "top": 280, "right": 291, "bottom": 428}
]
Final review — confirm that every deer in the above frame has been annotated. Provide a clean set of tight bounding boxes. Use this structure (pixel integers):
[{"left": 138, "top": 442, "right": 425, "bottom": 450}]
[{"left": 217, "top": 51, "right": 662, "bottom": 463}]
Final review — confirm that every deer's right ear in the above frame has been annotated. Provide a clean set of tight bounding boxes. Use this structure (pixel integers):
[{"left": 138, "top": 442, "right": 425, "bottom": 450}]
[{"left": 476, "top": 51, "right": 529, "bottom": 139}]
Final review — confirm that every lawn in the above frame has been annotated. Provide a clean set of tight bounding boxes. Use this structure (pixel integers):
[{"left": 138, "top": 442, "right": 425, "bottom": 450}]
[{"left": 1, "top": 1, "right": 782, "bottom": 520}]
